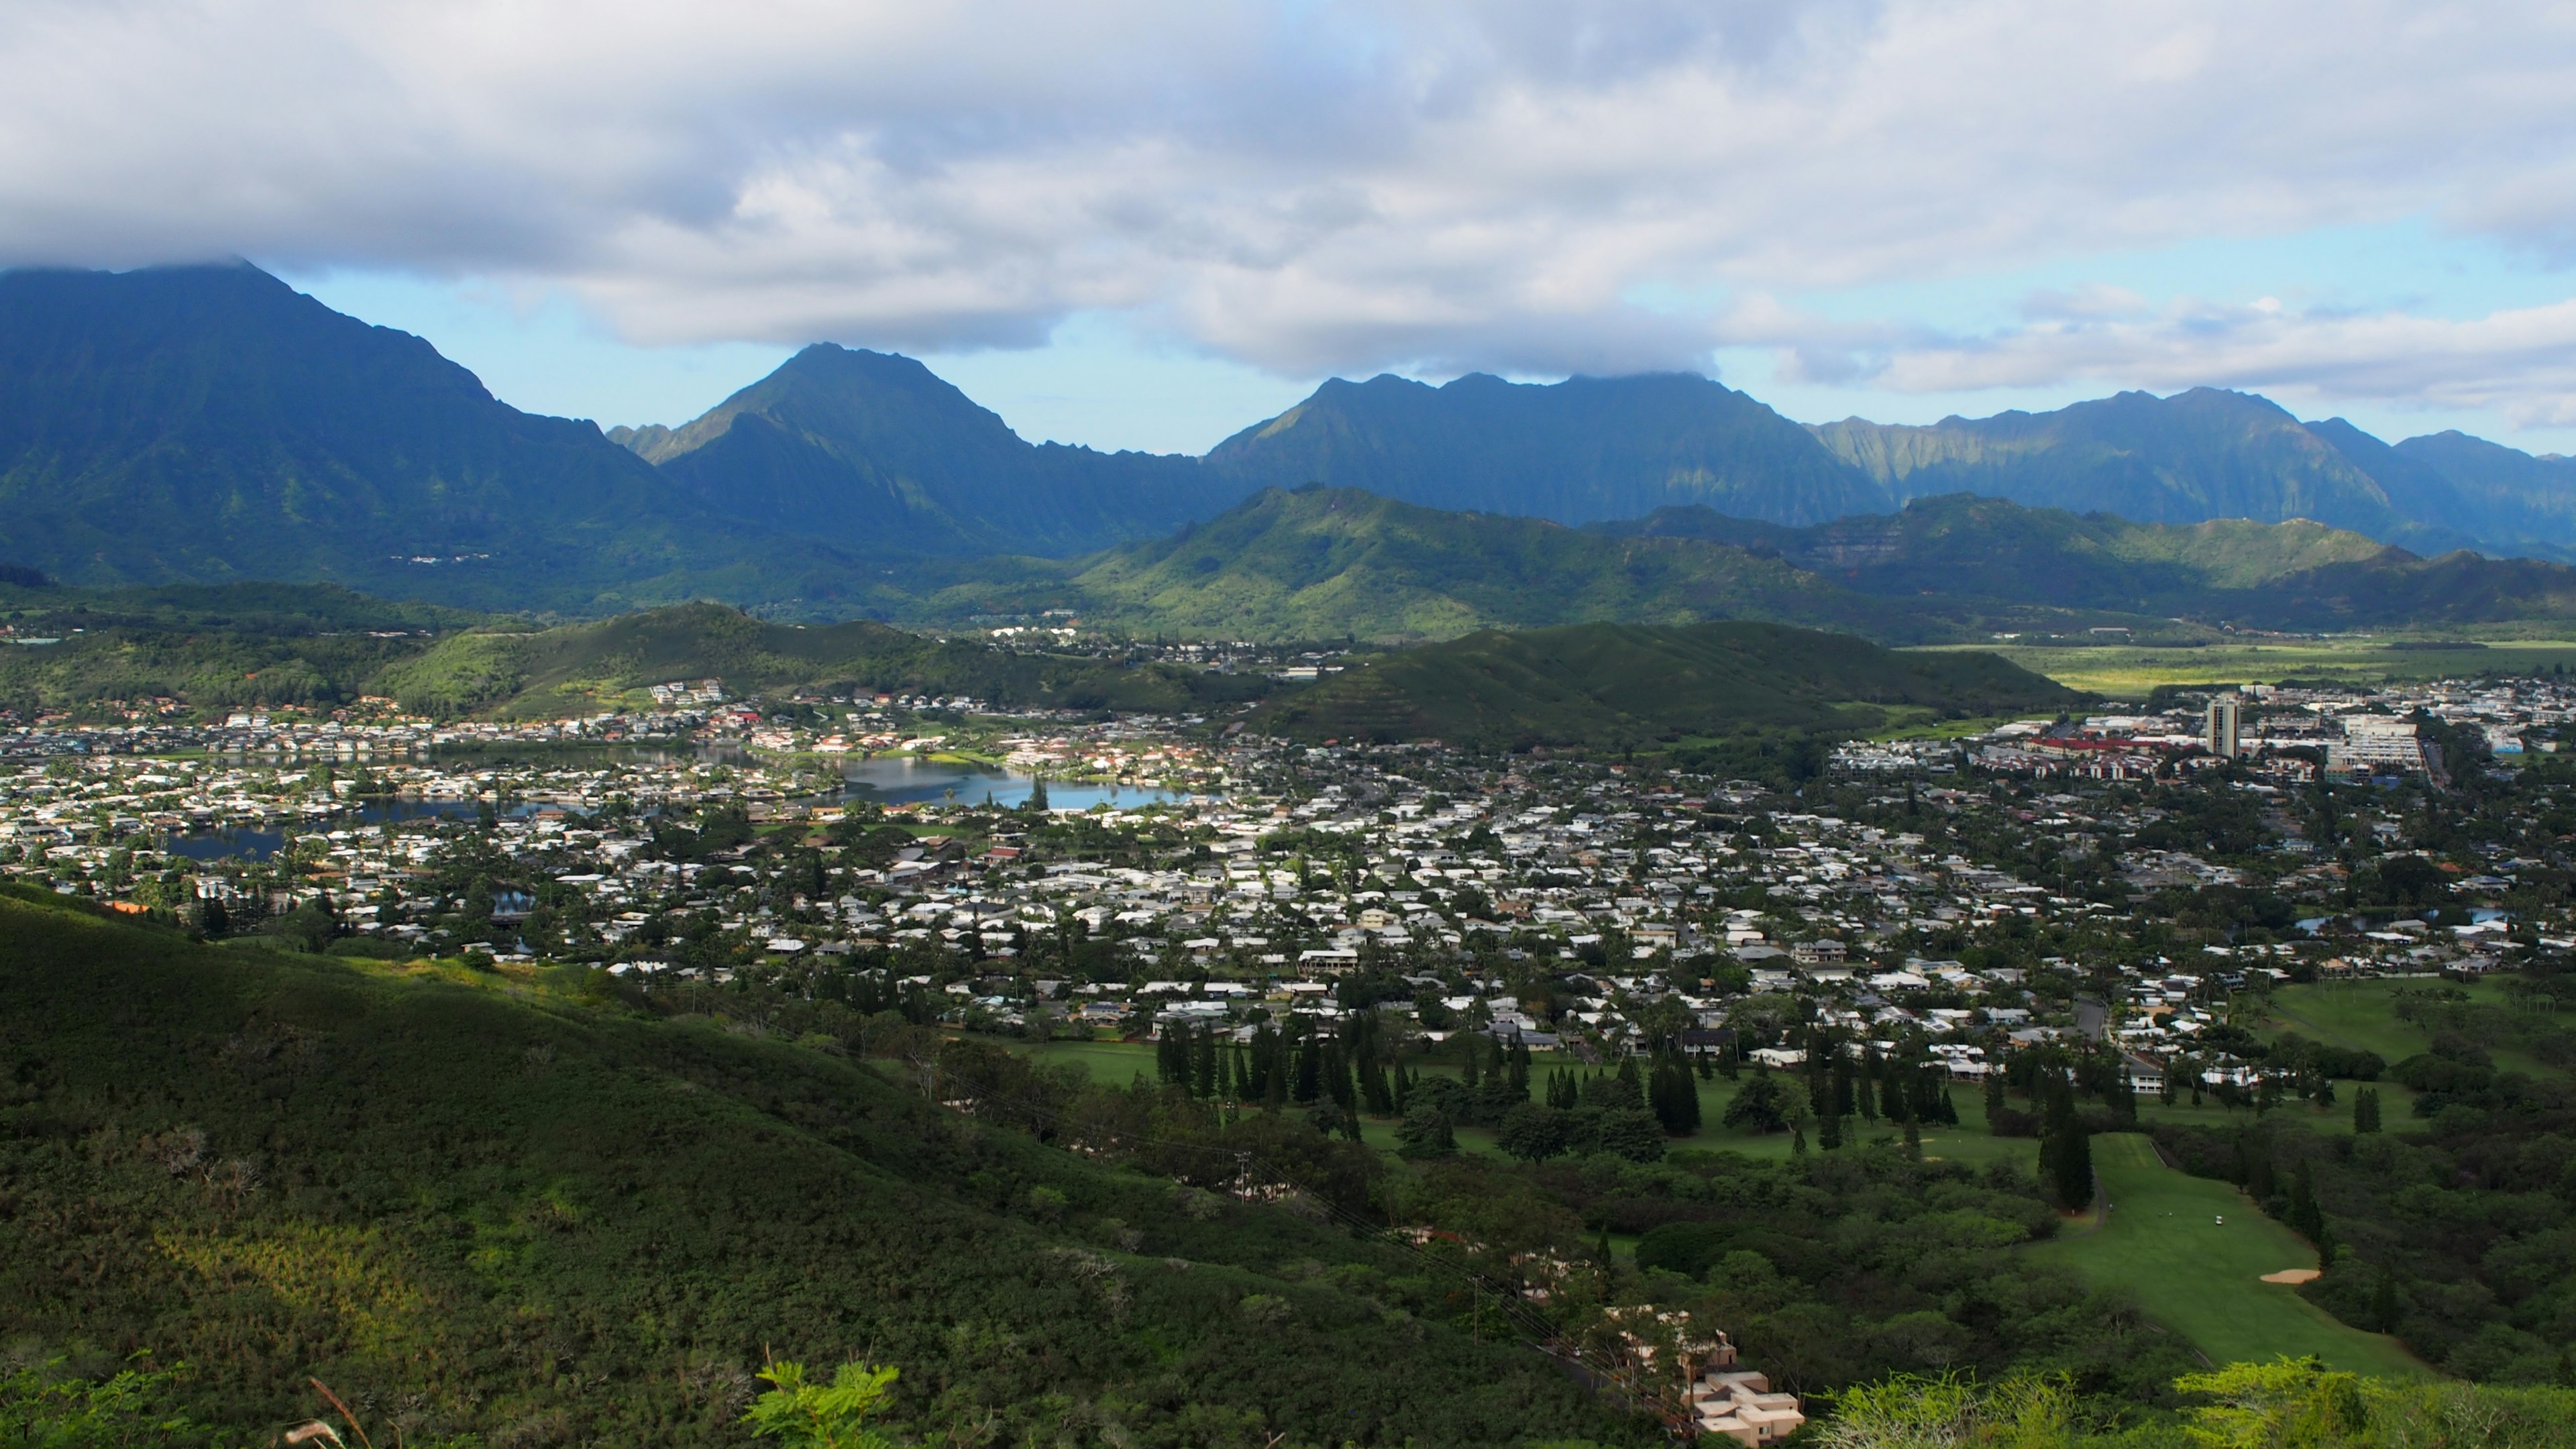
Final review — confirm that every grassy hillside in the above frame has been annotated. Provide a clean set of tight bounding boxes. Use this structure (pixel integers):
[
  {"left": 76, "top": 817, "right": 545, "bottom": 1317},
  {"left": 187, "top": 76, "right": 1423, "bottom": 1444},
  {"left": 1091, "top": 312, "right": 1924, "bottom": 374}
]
[
  {"left": 0, "top": 888, "right": 1640, "bottom": 1446},
  {"left": 374, "top": 601, "right": 1271, "bottom": 718},
  {"left": 0, "top": 581, "right": 490, "bottom": 717},
  {"left": 1252, "top": 620, "right": 2078, "bottom": 751}
]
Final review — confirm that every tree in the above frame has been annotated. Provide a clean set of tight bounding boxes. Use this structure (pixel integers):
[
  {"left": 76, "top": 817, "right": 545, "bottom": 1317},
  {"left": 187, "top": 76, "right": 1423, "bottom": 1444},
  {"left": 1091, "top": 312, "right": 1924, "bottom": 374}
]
[
  {"left": 2353, "top": 1086, "right": 2382, "bottom": 1134},
  {"left": 1984, "top": 1070, "right": 2007, "bottom": 1130},
  {"left": 1396, "top": 1106, "right": 1456, "bottom": 1159},
  {"left": 743, "top": 1358, "right": 900, "bottom": 1449},
  {"left": 1024, "top": 775, "right": 1049, "bottom": 813},
  {"left": 1497, "top": 1102, "right": 1572, "bottom": 1164},
  {"left": 1723, "top": 1071, "right": 1790, "bottom": 1133},
  {"left": 1595, "top": 1106, "right": 1666, "bottom": 1163},
  {"left": 2042, "top": 1089, "right": 2093, "bottom": 1212}
]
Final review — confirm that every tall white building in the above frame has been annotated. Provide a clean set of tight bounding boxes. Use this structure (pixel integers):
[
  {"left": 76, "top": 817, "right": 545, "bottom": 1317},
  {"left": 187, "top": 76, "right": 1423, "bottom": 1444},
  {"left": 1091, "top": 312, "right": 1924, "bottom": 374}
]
[{"left": 2204, "top": 698, "right": 2241, "bottom": 757}]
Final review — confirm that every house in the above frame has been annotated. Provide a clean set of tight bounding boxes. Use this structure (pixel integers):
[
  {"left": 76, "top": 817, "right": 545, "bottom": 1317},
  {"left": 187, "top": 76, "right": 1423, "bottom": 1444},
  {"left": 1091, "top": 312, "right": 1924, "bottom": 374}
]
[
  {"left": 1791, "top": 938, "right": 1847, "bottom": 966},
  {"left": 2120, "top": 1053, "right": 2166, "bottom": 1093},
  {"left": 1684, "top": 1338, "right": 1806, "bottom": 1446}
]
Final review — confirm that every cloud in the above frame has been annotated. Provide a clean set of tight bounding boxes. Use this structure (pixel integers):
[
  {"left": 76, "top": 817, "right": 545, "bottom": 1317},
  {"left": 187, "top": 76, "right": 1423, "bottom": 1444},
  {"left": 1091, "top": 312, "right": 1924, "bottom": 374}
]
[
  {"left": 3, "top": 0, "right": 2576, "bottom": 392},
  {"left": 1862, "top": 297, "right": 2576, "bottom": 427}
]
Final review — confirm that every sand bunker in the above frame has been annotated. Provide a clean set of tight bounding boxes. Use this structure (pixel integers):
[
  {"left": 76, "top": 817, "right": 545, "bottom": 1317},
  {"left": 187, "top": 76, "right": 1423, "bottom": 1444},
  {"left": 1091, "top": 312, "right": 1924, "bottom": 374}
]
[{"left": 2261, "top": 1269, "right": 2322, "bottom": 1285}]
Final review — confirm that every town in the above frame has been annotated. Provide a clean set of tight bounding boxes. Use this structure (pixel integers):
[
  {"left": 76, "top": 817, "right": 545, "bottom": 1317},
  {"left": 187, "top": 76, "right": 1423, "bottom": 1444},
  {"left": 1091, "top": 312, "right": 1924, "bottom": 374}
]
[{"left": 8, "top": 672, "right": 2567, "bottom": 1040}]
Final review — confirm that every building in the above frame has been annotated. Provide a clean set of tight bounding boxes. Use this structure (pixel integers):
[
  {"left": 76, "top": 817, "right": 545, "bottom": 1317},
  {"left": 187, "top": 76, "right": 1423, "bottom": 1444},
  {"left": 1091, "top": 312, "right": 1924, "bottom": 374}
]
[
  {"left": 1684, "top": 1337, "right": 1807, "bottom": 1446},
  {"left": 2332, "top": 716, "right": 2424, "bottom": 774},
  {"left": 2204, "top": 698, "right": 2241, "bottom": 758}
]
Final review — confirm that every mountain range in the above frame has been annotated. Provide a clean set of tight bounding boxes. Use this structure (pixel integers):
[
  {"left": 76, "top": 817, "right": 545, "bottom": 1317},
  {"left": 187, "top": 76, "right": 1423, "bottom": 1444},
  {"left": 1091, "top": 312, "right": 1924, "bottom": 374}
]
[{"left": 7, "top": 262, "right": 2576, "bottom": 627}]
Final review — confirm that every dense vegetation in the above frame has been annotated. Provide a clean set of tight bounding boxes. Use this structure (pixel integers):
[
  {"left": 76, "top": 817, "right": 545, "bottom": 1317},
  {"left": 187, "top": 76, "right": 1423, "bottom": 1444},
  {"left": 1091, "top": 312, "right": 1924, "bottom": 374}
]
[
  {"left": 1252, "top": 620, "right": 2077, "bottom": 751},
  {"left": 1067, "top": 485, "right": 2027, "bottom": 645},
  {"left": 374, "top": 602, "right": 1275, "bottom": 718},
  {"left": 0, "top": 582, "right": 480, "bottom": 719},
  {"left": 0, "top": 590, "right": 1274, "bottom": 721},
  {"left": 0, "top": 888, "right": 1644, "bottom": 1448},
  {"left": 1606, "top": 493, "right": 2576, "bottom": 632}
]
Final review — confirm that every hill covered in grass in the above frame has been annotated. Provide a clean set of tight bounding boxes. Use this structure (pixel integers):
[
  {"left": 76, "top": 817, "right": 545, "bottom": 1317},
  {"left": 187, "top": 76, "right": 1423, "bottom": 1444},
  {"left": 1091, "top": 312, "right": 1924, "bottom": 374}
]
[
  {"left": 0, "top": 887, "right": 1642, "bottom": 1446},
  {"left": 1251, "top": 620, "right": 2078, "bottom": 751},
  {"left": 372, "top": 601, "right": 1270, "bottom": 718},
  {"left": 0, "top": 581, "right": 491, "bottom": 718}
]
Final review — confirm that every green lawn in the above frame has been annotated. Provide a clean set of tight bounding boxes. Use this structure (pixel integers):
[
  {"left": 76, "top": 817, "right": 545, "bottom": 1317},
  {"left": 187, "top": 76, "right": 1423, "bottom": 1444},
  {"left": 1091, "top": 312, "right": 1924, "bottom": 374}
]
[
  {"left": 1016, "top": 1042, "right": 2042, "bottom": 1169},
  {"left": 1919, "top": 638, "right": 2576, "bottom": 698},
  {"left": 2029, "top": 1134, "right": 2425, "bottom": 1377},
  {"left": 1022, "top": 1036, "right": 1160, "bottom": 1085}
]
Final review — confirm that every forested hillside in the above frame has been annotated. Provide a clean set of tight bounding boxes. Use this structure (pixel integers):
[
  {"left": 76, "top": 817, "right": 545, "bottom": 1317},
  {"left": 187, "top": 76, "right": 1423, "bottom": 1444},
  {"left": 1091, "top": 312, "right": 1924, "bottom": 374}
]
[
  {"left": 0, "top": 888, "right": 1641, "bottom": 1447},
  {"left": 371, "top": 602, "right": 1274, "bottom": 718},
  {"left": 1252, "top": 620, "right": 2076, "bottom": 751}
]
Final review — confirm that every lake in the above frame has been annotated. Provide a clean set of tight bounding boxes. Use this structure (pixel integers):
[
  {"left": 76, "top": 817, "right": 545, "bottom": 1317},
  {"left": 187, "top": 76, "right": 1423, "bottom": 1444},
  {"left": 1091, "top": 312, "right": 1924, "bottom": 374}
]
[{"left": 836, "top": 755, "right": 1185, "bottom": 812}]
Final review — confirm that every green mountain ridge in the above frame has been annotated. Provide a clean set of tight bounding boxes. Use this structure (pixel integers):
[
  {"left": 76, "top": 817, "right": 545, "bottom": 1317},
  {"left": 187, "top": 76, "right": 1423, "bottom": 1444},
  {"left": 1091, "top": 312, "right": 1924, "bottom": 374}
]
[
  {"left": 0, "top": 264, "right": 868, "bottom": 613},
  {"left": 1201, "top": 371, "right": 1881, "bottom": 527},
  {"left": 12, "top": 263, "right": 2576, "bottom": 623},
  {"left": 1061, "top": 485, "right": 1933, "bottom": 643},
  {"left": 1596, "top": 494, "right": 2576, "bottom": 633},
  {"left": 1250, "top": 620, "right": 2079, "bottom": 751},
  {"left": 612, "top": 344, "right": 1244, "bottom": 557}
]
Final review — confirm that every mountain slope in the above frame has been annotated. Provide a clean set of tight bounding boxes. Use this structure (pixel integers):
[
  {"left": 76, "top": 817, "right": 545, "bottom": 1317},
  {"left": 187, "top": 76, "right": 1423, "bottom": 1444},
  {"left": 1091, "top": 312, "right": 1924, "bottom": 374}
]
[
  {"left": 1065, "top": 484, "right": 1937, "bottom": 642},
  {"left": 1205, "top": 372, "right": 1884, "bottom": 527},
  {"left": 1807, "top": 389, "right": 2428, "bottom": 539},
  {"left": 614, "top": 345, "right": 1244, "bottom": 556},
  {"left": 1595, "top": 492, "right": 2576, "bottom": 630},
  {"left": 1599, "top": 494, "right": 2391, "bottom": 607},
  {"left": 0, "top": 888, "right": 1632, "bottom": 1445},
  {"left": 0, "top": 264, "right": 869, "bottom": 612},
  {"left": 1252, "top": 620, "right": 2076, "bottom": 749}
]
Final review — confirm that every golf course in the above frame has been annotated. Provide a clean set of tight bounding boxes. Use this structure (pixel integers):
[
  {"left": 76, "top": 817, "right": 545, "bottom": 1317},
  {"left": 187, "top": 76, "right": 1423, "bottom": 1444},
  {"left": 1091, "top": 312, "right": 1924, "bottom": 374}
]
[{"left": 2030, "top": 1133, "right": 2423, "bottom": 1375}]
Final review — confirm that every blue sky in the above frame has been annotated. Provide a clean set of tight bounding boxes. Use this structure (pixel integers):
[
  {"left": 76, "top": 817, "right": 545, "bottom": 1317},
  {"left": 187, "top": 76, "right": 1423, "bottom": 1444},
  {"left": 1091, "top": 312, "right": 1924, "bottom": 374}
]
[{"left": 10, "top": 2, "right": 2574, "bottom": 458}]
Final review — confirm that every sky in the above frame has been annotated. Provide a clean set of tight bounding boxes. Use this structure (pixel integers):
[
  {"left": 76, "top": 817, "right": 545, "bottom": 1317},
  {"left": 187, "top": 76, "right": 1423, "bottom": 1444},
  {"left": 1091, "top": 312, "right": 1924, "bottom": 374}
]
[{"left": 9, "top": 1, "right": 2576, "bottom": 457}]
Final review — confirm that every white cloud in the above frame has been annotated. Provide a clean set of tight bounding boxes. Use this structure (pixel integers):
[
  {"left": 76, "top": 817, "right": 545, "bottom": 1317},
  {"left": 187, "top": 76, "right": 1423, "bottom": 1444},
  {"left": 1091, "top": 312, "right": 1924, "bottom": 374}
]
[
  {"left": 4, "top": 0, "right": 2576, "bottom": 411},
  {"left": 1831, "top": 297, "right": 2576, "bottom": 427}
]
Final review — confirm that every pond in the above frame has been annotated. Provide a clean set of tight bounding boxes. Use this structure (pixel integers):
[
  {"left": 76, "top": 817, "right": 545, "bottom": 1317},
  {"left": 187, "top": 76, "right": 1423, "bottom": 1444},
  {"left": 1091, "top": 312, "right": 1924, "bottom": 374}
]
[{"left": 836, "top": 755, "right": 1186, "bottom": 812}]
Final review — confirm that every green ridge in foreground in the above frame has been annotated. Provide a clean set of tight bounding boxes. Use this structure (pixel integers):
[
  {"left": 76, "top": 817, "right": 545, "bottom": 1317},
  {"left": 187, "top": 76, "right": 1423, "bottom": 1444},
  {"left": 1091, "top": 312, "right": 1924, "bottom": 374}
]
[
  {"left": 2029, "top": 1134, "right": 2424, "bottom": 1377},
  {"left": 0, "top": 890, "right": 1636, "bottom": 1446},
  {"left": 1253, "top": 619, "right": 2078, "bottom": 750}
]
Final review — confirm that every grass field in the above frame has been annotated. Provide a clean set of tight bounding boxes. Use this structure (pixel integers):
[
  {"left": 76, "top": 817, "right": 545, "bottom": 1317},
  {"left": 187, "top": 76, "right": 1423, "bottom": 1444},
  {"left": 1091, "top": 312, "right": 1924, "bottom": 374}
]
[
  {"left": 2029, "top": 1134, "right": 2424, "bottom": 1377},
  {"left": 1016, "top": 1039, "right": 2039, "bottom": 1169},
  {"left": 1913, "top": 638, "right": 2576, "bottom": 698},
  {"left": 2264, "top": 977, "right": 2566, "bottom": 1082}
]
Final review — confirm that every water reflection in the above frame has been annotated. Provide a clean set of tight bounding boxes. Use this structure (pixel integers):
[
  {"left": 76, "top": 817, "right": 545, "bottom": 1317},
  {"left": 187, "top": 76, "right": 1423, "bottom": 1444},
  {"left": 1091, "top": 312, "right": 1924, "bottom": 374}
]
[{"left": 837, "top": 755, "right": 1183, "bottom": 812}]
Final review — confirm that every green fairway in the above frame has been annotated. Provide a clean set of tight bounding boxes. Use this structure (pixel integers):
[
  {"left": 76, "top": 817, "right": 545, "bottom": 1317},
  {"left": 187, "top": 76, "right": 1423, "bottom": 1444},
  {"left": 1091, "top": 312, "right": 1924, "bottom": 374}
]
[
  {"left": 1022, "top": 1036, "right": 1159, "bottom": 1085},
  {"left": 2029, "top": 1134, "right": 2424, "bottom": 1377},
  {"left": 2264, "top": 978, "right": 2566, "bottom": 1082}
]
